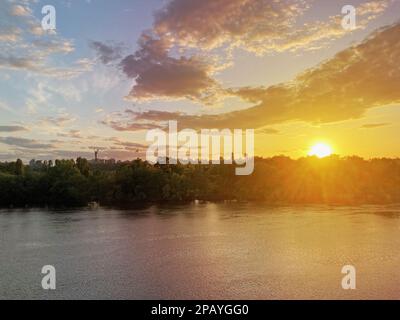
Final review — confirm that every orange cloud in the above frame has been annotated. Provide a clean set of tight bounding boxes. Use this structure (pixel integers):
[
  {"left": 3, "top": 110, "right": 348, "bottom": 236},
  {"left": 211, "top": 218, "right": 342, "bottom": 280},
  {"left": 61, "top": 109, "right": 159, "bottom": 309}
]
[
  {"left": 119, "top": 0, "right": 391, "bottom": 104},
  {"left": 108, "top": 23, "right": 400, "bottom": 130},
  {"left": 155, "top": 0, "right": 390, "bottom": 53}
]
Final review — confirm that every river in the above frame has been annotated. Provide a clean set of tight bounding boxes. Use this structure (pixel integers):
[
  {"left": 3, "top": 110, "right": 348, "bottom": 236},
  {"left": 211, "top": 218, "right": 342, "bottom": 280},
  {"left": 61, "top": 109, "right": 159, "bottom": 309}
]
[{"left": 0, "top": 203, "right": 399, "bottom": 299}]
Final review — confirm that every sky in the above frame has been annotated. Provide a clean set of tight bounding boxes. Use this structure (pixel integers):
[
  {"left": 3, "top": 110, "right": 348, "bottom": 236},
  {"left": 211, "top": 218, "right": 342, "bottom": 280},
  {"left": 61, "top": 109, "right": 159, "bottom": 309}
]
[{"left": 0, "top": 0, "right": 399, "bottom": 161}]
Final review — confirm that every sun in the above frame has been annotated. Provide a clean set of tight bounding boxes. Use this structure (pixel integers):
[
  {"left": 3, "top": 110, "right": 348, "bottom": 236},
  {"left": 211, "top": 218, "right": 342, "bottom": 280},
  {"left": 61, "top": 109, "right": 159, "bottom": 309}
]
[{"left": 308, "top": 143, "right": 333, "bottom": 158}]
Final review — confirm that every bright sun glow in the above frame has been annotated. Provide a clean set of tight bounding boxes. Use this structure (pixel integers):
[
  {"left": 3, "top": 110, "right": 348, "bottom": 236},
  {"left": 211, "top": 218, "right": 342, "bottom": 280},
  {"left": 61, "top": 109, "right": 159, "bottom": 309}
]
[{"left": 308, "top": 143, "right": 333, "bottom": 158}]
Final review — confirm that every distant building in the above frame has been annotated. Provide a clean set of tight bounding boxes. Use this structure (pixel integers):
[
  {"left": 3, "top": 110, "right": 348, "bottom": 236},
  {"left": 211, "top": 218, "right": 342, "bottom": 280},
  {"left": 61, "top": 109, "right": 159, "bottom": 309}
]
[{"left": 89, "top": 150, "right": 115, "bottom": 165}]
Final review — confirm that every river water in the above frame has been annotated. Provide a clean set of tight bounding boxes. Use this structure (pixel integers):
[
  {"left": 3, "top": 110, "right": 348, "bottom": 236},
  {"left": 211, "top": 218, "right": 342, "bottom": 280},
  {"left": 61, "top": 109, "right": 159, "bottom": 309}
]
[{"left": 0, "top": 203, "right": 399, "bottom": 299}]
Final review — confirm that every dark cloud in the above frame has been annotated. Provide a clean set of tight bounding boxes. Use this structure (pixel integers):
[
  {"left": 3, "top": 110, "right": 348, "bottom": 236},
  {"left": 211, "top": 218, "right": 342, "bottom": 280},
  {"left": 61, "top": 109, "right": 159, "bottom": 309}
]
[
  {"left": 120, "top": 34, "right": 220, "bottom": 103},
  {"left": 106, "top": 137, "right": 147, "bottom": 150},
  {"left": 0, "top": 125, "right": 27, "bottom": 132},
  {"left": 101, "top": 112, "right": 164, "bottom": 132},
  {"left": 125, "top": 109, "right": 183, "bottom": 121},
  {"left": 90, "top": 41, "right": 124, "bottom": 64},
  {"left": 57, "top": 130, "right": 82, "bottom": 139},
  {"left": 41, "top": 115, "right": 76, "bottom": 127},
  {"left": 361, "top": 123, "right": 390, "bottom": 129},
  {"left": 0, "top": 54, "right": 39, "bottom": 72},
  {"left": 0, "top": 137, "right": 54, "bottom": 149}
]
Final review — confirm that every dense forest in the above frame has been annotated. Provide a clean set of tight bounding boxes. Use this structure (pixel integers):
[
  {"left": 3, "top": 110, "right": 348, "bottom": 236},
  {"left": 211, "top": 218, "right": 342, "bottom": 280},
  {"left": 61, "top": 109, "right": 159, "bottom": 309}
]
[{"left": 0, "top": 156, "right": 399, "bottom": 207}]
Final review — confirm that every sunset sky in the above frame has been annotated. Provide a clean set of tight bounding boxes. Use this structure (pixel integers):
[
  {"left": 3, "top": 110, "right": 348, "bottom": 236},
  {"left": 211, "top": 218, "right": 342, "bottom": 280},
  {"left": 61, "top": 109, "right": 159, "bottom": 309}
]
[{"left": 0, "top": 0, "right": 399, "bottom": 161}]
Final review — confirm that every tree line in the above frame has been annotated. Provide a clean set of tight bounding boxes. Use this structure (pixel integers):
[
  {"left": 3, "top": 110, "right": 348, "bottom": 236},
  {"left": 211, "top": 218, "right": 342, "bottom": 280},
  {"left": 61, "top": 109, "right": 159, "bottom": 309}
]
[{"left": 0, "top": 155, "right": 399, "bottom": 207}]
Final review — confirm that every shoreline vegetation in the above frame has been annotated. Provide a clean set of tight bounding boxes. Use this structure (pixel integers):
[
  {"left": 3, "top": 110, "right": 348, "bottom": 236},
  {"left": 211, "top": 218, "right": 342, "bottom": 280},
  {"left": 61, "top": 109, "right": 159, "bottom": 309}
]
[{"left": 0, "top": 156, "right": 400, "bottom": 208}]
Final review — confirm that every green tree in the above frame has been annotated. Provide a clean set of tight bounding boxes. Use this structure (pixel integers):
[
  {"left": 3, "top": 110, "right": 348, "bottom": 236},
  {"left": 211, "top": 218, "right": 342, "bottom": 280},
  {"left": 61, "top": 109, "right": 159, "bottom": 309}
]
[
  {"left": 76, "top": 157, "right": 90, "bottom": 177},
  {"left": 15, "top": 159, "right": 24, "bottom": 176}
]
